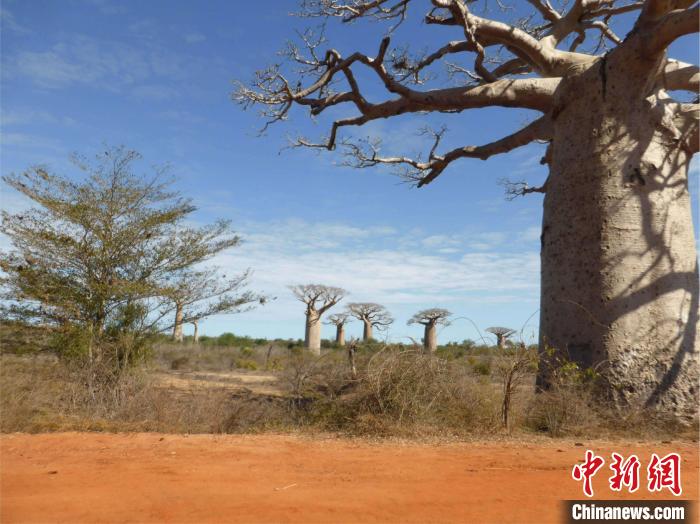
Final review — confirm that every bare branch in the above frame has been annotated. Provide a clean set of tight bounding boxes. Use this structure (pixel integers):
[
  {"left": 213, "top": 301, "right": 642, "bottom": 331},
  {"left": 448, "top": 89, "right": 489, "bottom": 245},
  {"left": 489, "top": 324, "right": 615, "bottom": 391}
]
[
  {"left": 299, "top": 0, "right": 410, "bottom": 26},
  {"left": 340, "top": 116, "right": 552, "bottom": 187},
  {"left": 408, "top": 308, "right": 452, "bottom": 326},
  {"left": 644, "top": 5, "right": 699, "bottom": 56},
  {"left": 499, "top": 178, "right": 548, "bottom": 200},
  {"left": 290, "top": 283, "right": 347, "bottom": 315},
  {"left": 347, "top": 302, "right": 394, "bottom": 327},
  {"left": 661, "top": 59, "right": 700, "bottom": 92}
]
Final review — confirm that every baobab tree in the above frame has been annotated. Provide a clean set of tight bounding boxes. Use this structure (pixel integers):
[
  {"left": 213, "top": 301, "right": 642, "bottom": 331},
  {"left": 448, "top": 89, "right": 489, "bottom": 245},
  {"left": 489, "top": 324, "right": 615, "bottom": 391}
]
[
  {"left": 191, "top": 320, "right": 200, "bottom": 344},
  {"left": 408, "top": 308, "right": 452, "bottom": 353},
  {"left": 167, "top": 268, "right": 261, "bottom": 344},
  {"left": 291, "top": 284, "right": 347, "bottom": 354},
  {"left": 486, "top": 326, "right": 516, "bottom": 351},
  {"left": 326, "top": 312, "right": 352, "bottom": 346},
  {"left": 235, "top": 1, "right": 699, "bottom": 419},
  {"left": 347, "top": 303, "right": 394, "bottom": 341}
]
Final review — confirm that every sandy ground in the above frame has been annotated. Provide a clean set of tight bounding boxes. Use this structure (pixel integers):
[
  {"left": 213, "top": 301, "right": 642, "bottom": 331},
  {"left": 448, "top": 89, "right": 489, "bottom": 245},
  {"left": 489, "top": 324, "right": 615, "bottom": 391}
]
[
  {"left": 153, "top": 370, "right": 284, "bottom": 396},
  {"left": 1, "top": 433, "right": 697, "bottom": 524}
]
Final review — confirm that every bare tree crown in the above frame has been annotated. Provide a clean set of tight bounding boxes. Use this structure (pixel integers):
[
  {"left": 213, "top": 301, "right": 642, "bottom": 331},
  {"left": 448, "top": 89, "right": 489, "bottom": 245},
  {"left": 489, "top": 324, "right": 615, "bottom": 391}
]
[
  {"left": 408, "top": 308, "right": 452, "bottom": 326},
  {"left": 326, "top": 312, "right": 352, "bottom": 325},
  {"left": 290, "top": 283, "right": 347, "bottom": 314},
  {"left": 347, "top": 302, "right": 394, "bottom": 327},
  {"left": 486, "top": 326, "right": 516, "bottom": 337},
  {"left": 234, "top": 0, "right": 698, "bottom": 191}
]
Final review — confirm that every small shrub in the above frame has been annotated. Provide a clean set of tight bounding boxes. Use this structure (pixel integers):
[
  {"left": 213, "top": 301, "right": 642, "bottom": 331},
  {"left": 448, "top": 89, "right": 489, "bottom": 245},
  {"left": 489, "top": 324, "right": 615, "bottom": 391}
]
[
  {"left": 472, "top": 359, "right": 492, "bottom": 376},
  {"left": 234, "top": 358, "right": 259, "bottom": 370},
  {"left": 170, "top": 356, "right": 190, "bottom": 370}
]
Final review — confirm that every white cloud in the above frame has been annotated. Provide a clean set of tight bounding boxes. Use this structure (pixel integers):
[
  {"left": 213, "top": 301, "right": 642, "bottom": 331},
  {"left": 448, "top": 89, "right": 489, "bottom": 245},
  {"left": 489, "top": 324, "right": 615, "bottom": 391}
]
[
  {"left": 83, "top": 0, "right": 127, "bottom": 15},
  {"left": 0, "top": 7, "right": 31, "bottom": 34},
  {"left": 211, "top": 218, "right": 540, "bottom": 324},
  {"left": 10, "top": 35, "right": 186, "bottom": 94},
  {"left": 1, "top": 109, "right": 75, "bottom": 127},
  {"left": 184, "top": 33, "right": 206, "bottom": 44}
]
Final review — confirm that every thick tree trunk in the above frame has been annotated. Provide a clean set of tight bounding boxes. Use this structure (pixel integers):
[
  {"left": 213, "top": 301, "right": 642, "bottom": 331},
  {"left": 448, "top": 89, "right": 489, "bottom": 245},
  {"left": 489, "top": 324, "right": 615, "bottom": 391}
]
[
  {"left": 362, "top": 320, "right": 373, "bottom": 342},
  {"left": 496, "top": 334, "right": 506, "bottom": 351},
  {"left": 538, "top": 47, "right": 699, "bottom": 419},
  {"left": 305, "top": 310, "right": 321, "bottom": 355},
  {"left": 192, "top": 320, "right": 199, "bottom": 344},
  {"left": 424, "top": 322, "right": 438, "bottom": 353},
  {"left": 336, "top": 324, "right": 345, "bottom": 346},
  {"left": 173, "top": 303, "right": 184, "bottom": 343}
]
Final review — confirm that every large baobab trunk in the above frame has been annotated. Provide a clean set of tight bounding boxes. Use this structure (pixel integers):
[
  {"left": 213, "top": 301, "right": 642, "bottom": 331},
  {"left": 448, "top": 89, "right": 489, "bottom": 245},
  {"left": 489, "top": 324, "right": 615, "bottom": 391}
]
[
  {"left": 173, "top": 302, "right": 184, "bottom": 343},
  {"left": 335, "top": 324, "right": 345, "bottom": 346},
  {"left": 424, "top": 322, "right": 437, "bottom": 353},
  {"left": 538, "top": 47, "right": 699, "bottom": 418},
  {"left": 362, "top": 320, "right": 373, "bottom": 342},
  {"left": 305, "top": 310, "right": 322, "bottom": 355}
]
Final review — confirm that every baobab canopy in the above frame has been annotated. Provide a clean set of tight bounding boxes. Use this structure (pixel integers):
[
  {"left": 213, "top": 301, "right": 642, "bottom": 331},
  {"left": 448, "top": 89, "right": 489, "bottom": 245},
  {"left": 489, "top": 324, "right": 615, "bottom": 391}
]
[
  {"left": 290, "top": 284, "right": 347, "bottom": 354},
  {"left": 236, "top": 0, "right": 699, "bottom": 419},
  {"left": 408, "top": 309, "right": 453, "bottom": 327},
  {"left": 409, "top": 308, "right": 452, "bottom": 353},
  {"left": 347, "top": 302, "right": 394, "bottom": 341}
]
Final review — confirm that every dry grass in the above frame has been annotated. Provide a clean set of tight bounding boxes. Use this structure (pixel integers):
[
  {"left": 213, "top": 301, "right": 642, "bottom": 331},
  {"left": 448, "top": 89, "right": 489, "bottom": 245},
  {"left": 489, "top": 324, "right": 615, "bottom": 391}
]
[
  {"left": 0, "top": 354, "right": 287, "bottom": 434},
  {"left": 1, "top": 344, "right": 696, "bottom": 440}
]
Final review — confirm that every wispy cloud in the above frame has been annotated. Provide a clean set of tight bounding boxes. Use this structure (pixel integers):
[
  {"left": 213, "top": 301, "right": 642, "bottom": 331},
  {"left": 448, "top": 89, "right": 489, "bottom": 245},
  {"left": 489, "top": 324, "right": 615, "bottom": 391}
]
[
  {"left": 9, "top": 34, "right": 186, "bottom": 97},
  {"left": 1, "top": 109, "right": 76, "bottom": 127},
  {"left": 82, "top": 0, "right": 127, "bottom": 15},
  {"left": 184, "top": 33, "right": 206, "bottom": 44},
  {"left": 1, "top": 7, "right": 31, "bottom": 34},
  {"left": 212, "top": 218, "right": 539, "bottom": 325}
]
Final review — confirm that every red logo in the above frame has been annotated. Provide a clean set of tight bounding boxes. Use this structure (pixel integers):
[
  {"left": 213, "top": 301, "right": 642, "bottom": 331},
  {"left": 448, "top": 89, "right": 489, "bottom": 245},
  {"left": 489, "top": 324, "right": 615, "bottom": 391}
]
[
  {"left": 609, "top": 453, "right": 641, "bottom": 493},
  {"left": 572, "top": 450, "right": 606, "bottom": 497},
  {"left": 572, "top": 451, "right": 682, "bottom": 497},
  {"left": 647, "top": 453, "right": 682, "bottom": 496}
]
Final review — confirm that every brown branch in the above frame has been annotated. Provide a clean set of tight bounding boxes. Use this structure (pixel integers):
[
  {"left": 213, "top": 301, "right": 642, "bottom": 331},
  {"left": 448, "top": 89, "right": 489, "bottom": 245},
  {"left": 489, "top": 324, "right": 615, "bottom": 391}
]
[
  {"left": 339, "top": 116, "right": 553, "bottom": 187},
  {"left": 644, "top": 5, "right": 700, "bottom": 56},
  {"left": 661, "top": 59, "right": 700, "bottom": 92}
]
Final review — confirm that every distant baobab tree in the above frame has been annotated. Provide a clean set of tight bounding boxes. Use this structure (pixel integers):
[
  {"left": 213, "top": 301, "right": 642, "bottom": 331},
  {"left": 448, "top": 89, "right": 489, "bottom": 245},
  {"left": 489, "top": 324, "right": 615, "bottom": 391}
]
[
  {"left": 291, "top": 284, "right": 347, "bottom": 354},
  {"left": 191, "top": 320, "right": 199, "bottom": 344},
  {"left": 486, "top": 327, "right": 516, "bottom": 351},
  {"left": 347, "top": 303, "right": 394, "bottom": 342},
  {"left": 235, "top": 0, "right": 700, "bottom": 419},
  {"left": 167, "top": 268, "right": 261, "bottom": 344},
  {"left": 326, "top": 312, "right": 352, "bottom": 347},
  {"left": 408, "top": 308, "right": 452, "bottom": 353}
]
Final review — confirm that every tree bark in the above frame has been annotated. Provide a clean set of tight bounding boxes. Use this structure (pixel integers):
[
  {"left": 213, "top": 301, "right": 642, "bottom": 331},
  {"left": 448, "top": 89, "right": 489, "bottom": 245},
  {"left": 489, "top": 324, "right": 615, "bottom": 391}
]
[
  {"left": 424, "top": 322, "right": 438, "bottom": 353},
  {"left": 362, "top": 320, "right": 373, "bottom": 342},
  {"left": 173, "top": 302, "right": 184, "bottom": 343},
  {"left": 305, "top": 310, "right": 321, "bottom": 355},
  {"left": 537, "top": 45, "right": 699, "bottom": 419},
  {"left": 496, "top": 334, "right": 506, "bottom": 351},
  {"left": 336, "top": 324, "right": 345, "bottom": 346},
  {"left": 192, "top": 320, "right": 199, "bottom": 344}
]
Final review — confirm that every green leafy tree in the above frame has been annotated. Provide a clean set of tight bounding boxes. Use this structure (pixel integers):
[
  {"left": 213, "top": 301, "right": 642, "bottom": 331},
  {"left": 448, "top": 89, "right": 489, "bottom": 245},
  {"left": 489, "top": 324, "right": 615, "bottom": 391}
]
[{"left": 0, "top": 146, "right": 261, "bottom": 370}]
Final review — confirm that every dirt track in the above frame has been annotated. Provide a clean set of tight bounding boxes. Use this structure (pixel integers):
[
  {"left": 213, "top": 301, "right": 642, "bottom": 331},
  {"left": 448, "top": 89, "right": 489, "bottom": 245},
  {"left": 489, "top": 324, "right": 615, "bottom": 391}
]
[{"left": 1, "top": 433, "right": 697, "bottom": 524}]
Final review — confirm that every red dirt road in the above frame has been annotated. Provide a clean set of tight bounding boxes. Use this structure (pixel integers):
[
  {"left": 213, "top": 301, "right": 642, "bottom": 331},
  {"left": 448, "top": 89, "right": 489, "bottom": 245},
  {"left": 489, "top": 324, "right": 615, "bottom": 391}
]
[{"left": 1, "top": 433, "right": 697, "bottom": 523}]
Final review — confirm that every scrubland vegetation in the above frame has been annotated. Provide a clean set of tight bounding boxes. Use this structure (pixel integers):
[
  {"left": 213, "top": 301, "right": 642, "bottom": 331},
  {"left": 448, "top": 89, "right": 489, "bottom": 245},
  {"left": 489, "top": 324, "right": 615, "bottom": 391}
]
[{"left": 2, "top": 322, "right": 694, "bottom": 441}]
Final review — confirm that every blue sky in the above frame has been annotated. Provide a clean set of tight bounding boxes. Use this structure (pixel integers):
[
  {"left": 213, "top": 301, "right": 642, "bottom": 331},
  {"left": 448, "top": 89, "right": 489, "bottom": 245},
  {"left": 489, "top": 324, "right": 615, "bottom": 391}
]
[{"left": 1, "top": 0, "right": 698, "bottom": 345}]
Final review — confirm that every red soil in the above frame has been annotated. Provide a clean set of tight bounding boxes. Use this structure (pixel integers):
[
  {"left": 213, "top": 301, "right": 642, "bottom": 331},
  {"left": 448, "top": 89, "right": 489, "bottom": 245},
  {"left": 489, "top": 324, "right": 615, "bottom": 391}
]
[{"left": 1, "top": 433, "right": 697, "bottom": 523}]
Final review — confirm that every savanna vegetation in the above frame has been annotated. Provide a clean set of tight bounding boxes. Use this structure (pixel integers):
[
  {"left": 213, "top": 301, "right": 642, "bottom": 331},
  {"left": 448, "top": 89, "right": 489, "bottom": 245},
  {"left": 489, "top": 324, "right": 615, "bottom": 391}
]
[
  {"left": 1, "top": 144, "right": 696, "bottom": 442},
  {"left": 2, "top": 320, "right": 694, "bottom": 440}
]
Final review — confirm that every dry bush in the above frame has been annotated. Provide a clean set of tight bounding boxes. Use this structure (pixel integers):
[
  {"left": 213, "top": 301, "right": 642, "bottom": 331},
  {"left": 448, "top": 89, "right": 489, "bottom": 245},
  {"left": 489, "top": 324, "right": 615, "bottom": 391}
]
[
  {"left": 0, "top": 354, "right": 275, "bottom": 434},
  {"left": 299, "top": 347, "right": 500, "bottom": 437},
  {"left": 152, "top": 342, "right": 281, "bottom": 373}
]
